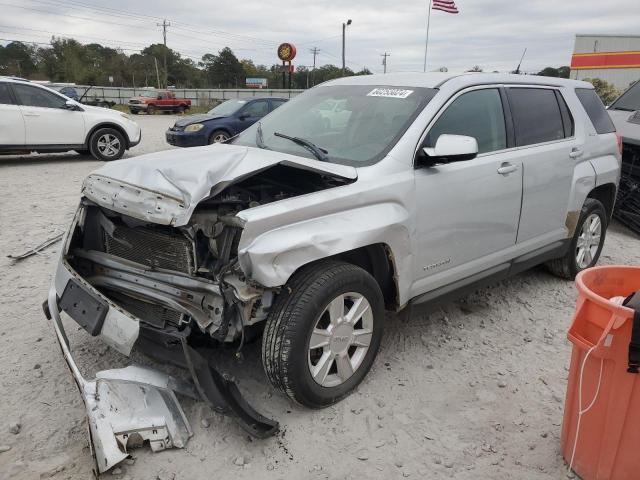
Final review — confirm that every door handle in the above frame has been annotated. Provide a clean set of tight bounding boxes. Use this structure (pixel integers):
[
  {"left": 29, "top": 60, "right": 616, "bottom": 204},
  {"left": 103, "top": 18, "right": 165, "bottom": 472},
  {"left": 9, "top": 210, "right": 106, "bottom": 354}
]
[
  {"left": 569, "top": 148, "right": 584, "bottom": 158},
  {"left": 497, "top": 163, "right": 518, "bottom": 175}
]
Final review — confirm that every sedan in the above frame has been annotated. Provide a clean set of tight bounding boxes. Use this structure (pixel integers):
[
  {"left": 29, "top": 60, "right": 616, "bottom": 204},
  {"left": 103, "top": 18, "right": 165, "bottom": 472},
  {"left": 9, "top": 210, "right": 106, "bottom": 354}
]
[{"left": 165, "top": 97, "right": 288, "bottom": 147}]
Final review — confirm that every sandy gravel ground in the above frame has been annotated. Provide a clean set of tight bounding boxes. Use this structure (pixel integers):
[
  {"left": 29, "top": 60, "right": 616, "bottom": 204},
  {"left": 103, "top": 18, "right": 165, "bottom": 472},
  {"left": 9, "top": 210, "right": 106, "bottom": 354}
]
[{"left": 1, "top": 115, "right": 639, "bottom": 480}]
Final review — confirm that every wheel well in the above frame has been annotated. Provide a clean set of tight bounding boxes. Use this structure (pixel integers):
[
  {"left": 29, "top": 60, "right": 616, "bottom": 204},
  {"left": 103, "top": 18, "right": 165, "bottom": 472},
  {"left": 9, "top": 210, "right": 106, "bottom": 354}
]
[
  {"left": 587, "top": 183, "right": 617, "bottom": 220},
  {"left": 210, "top": 128, "right": 231, "bottom": 138},
  {"left": 329, "top": 244, "right": 399, "bottom": 311},
  {"left": 85, "top": 123, "right": 130, "bottom": 149}
]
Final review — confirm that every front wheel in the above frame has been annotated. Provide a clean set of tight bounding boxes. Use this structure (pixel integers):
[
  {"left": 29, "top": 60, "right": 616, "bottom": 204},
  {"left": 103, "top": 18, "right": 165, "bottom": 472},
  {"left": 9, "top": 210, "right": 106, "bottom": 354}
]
[
  {"left": 88, "top": 128, "right": 126, "bottom": 161},
  {"left": 209, "top": 130, "right": 230, "bottom": 144},
  {"left": 146, "top": 105, "right": 155, "bottom": 115},
  {"left": 262, "top": 261, "right": 384, "bottom": 408},
  {"left": 546, "top": 198, "right": 608, "bottom": 279}
]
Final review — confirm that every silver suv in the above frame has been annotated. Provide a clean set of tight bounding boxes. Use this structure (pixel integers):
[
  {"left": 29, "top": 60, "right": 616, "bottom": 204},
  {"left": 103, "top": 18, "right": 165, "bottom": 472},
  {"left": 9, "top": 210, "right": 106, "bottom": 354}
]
[{"left": 45, "top": 73, "right": 621, "bottom": 471}]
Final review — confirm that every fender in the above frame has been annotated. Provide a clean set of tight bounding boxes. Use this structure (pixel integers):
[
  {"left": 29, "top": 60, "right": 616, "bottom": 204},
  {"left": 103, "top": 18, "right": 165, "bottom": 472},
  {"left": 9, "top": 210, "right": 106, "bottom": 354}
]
[
  {"left": 237, "top": 201, "right": 414, "bottom": 305},
  {"left": 565, "top": 160, "right": 597, "bottom": 235}
]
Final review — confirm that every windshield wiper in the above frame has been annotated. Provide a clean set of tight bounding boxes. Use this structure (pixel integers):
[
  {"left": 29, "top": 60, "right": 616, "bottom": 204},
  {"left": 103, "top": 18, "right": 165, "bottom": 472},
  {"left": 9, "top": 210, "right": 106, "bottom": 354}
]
[{"left": 273, "top": 132, "right": 328, "bottom": 162}]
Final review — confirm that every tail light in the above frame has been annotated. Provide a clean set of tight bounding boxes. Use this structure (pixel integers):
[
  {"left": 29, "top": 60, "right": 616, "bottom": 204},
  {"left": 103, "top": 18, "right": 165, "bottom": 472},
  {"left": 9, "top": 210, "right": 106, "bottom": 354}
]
[{"left": 616, "top": 133, "right": 623, "bottom": 155}]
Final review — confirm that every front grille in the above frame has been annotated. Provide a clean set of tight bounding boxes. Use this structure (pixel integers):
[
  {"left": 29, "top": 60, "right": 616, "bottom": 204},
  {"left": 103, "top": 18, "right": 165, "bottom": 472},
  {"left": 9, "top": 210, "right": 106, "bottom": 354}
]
[
  {"left": 615, "top": 175, "right": 640, "bottom": 234},
  {"left": 108, "top": 291, "right": 183, "bottom": 328},
  {"left": 103, "top": 225, "right": 195, "bottom": 274},
  {"left": 169, "top": 125, "right": 184, "bottom": 132}
]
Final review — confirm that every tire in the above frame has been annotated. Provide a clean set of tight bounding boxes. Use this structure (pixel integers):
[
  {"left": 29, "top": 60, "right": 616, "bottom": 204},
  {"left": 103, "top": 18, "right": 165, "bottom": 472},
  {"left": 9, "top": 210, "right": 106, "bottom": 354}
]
[
  {"left": 129, "top": 109, "right": 138, "bottom": 115},
  {"left": 546, "top": 198, "right": 608, "bottom": 279},
  {"left": 262, "top": 260, "right": 385, "bottom": 408},
  {"left": 146, "top": 105, "right": 155, "bottom": 115},
  {"left": 177, "top": 106, "right": 185, "bottom": 114},
  {"left": 88, "top": 128, "right": 126, "bottom": 161},
  {"left": 209, "top": 130, "right": 230, "bottom": 144}
]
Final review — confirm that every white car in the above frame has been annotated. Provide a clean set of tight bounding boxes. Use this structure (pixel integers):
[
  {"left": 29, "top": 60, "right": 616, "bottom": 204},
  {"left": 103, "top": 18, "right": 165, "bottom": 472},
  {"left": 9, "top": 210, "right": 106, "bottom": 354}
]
[{"left": 0, "top": 76, "right": 141, "bottom": 161}]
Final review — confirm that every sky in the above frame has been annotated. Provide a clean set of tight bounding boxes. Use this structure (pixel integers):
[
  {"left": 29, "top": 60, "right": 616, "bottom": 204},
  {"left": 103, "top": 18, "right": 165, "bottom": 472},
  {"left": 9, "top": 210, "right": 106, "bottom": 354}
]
[{"left": 0, "top": 0, "right": 638, "bottom": 74}]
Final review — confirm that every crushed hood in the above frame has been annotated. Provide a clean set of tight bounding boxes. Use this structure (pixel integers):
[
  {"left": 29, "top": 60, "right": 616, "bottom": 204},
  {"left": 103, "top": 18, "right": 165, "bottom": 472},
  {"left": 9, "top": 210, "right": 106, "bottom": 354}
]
[{"left": 82, "top": 144, "right": 357, "bottom": 226}]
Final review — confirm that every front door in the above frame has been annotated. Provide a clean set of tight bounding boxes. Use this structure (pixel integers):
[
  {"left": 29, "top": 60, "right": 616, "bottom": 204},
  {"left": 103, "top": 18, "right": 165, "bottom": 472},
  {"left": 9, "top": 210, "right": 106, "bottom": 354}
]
[
  {"left": 0, "top": 82, "right": 25, "bottom": 146},
  {"left": 237, "top": 99, "right": 269, "bottom": 129},
  {"left": 12, "top": 83, "right": 86, "bottom": 146},
  {"left": 412, "top": 87, "right": 523, "bottom": 296}
]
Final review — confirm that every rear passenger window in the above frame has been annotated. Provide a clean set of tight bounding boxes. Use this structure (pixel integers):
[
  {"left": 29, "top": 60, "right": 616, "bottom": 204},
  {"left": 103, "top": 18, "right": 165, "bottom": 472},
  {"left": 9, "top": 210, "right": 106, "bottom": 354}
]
[
  {"left": 575, "top": 88, "right": 616, "bottom": 134},
  {"left": 507, "top": 88, "right": 566, "bottom": 146},
  {"left": 555, "top": 91, "right": 575, "bottom": 138},
  {"left": 0, "top": 83, "right": 14, "bottom": 105},
  {"left": 426, "top": 88, "right": 506, "bottom": 154}
]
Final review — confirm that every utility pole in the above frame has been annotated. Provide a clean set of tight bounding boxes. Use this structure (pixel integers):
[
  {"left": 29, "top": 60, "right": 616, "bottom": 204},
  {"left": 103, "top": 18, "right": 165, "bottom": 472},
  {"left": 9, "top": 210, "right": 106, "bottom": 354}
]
[
  {"left": 342, "top": 19, "right": 352, "bottom": 76},
  {"left": 157, "top": 19, "right": 170, "bottom": 88},
  {"left": 310, "top": 47, "right": 320, "bottom": 86},
  {"left": 381, "top": 52, "right": 390, "bottom": 74}
]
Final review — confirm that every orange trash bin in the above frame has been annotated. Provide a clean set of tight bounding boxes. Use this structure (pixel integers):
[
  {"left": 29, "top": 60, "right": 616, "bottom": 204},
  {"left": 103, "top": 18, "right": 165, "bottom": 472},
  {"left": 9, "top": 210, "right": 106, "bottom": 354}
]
[{"left": 561, "top": 265, "right": 640, "bottom": 480}]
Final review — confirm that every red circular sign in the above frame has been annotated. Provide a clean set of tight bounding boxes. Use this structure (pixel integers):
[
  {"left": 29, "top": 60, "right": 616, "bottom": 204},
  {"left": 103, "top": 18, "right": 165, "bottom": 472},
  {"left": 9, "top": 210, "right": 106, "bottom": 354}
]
[{"left": 277, "top": 43, "right": 296, "bottom": 62}]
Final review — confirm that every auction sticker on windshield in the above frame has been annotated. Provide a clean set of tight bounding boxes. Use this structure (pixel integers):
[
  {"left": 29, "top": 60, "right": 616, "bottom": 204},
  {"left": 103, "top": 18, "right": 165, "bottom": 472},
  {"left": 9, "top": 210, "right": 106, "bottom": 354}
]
[{"left": 367, "top": 88, "right": 414, "bottom": 99}]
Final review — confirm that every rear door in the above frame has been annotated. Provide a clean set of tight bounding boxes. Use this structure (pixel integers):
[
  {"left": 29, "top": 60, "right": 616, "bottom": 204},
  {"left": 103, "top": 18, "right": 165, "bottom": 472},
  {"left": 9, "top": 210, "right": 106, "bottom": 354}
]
[
  {"left": 505, "top": 86, "right": 576, "bottom": 245},
  {"left": 0, "top": 82, "right": 26, "bottom": 146},
  {"left": 13, "top": 83, "right": 86, "bottom": 146}
]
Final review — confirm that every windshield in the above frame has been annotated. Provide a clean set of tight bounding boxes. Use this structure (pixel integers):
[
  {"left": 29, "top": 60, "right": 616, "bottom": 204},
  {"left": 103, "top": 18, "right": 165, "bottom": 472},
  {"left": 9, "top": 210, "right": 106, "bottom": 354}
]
[
  {"left": 139, "top": 91, "right": 158, "bottom": 98},
  {"left": 208, "top": 99, "right": 247, "bottom": 116},
  {"left": 233, "top": 85, "right": 437, "bottom": 166},
  {"left": 610, "top": 81, "right": 640, "bottom": 111}
]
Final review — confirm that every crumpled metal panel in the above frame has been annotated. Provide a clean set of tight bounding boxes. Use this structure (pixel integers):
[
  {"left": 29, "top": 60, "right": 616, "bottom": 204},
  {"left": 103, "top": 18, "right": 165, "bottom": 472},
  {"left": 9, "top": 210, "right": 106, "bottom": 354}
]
[
  {"left": 47, "top": 287, "right": 193, "bottom": 474},
  {"left": 82, "top": 144, "right": 357, "bottom": 226}
]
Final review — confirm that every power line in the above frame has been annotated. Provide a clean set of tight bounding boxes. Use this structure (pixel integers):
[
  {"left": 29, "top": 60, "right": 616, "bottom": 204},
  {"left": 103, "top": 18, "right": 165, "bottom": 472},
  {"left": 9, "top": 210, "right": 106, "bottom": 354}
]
[{"left": 381, "top": 52, "right": 390, "bottom": 74}]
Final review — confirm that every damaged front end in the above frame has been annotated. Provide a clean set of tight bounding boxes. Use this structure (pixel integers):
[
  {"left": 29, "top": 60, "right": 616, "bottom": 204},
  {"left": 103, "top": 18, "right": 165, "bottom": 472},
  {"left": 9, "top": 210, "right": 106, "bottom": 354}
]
[{"left": 45, "top": 162, "right": 352, "bottom": 473}]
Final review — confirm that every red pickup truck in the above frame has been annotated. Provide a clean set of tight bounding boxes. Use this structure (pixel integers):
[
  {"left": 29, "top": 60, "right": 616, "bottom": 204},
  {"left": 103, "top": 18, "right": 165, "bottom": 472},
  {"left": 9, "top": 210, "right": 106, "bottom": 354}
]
[{"left": 128, "top": 90, "right": 191, "bottom": 115}]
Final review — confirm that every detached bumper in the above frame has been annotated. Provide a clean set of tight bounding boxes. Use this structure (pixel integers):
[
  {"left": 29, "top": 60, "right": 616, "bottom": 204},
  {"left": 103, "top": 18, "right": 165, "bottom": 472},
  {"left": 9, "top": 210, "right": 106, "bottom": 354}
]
[{"left": 45, "top": 209, "right": 278, "bottom": 473}]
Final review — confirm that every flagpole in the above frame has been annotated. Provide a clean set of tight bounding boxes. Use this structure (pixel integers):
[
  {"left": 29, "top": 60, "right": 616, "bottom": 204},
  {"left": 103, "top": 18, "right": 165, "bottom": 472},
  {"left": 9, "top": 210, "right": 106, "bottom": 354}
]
[{"left": 423, "top": 0, "right": 432, "bottom": 72}]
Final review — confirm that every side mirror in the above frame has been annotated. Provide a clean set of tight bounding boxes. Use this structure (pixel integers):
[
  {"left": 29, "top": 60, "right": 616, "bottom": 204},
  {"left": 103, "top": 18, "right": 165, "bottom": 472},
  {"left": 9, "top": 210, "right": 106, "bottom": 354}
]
[
  {"left": 64, "top": 100, "right": 82, "bottom": 111},
  {"left": 157, "top": 95, "right": 162, "bottom": 100},
  {"left": 416, "top": 134, "right": 478, "bottom": 167},
  {"left": 238, "top": 113, "right": 249, "bottom": 120}
]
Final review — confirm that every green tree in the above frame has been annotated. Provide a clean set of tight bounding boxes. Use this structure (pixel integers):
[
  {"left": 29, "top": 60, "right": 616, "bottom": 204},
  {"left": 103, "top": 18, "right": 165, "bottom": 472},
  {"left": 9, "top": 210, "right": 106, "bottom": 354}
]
[
  {"left": 0, "top": 41, "right": 38, "bottom": 77},
  {"left": 582, "top": 78, "right": 622, "bottom": 105},
  {"left": 467, "top": 65, "right": 483, "bottom": 72},
  {"left": 537, "top": 66, "right": 570, "bottom": 78},
  {"left": 201, "top": 47, "right": 244, "bottom": 88}
]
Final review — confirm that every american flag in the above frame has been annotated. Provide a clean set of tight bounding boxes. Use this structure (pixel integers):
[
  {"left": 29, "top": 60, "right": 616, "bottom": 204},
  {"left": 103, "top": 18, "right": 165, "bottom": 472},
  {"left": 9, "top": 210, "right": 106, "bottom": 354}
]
[{"left": 432, "top": 0, "right": 459, "bottom": 14}]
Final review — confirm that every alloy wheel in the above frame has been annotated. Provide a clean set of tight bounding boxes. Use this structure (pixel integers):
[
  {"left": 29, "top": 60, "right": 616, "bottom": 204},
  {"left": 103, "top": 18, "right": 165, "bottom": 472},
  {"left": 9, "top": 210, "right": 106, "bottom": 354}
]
[
  {"left": 576, "top": 213, "right": 602, "bottom": 269},
  {"left": 96, "top": 133, "right": 121, "bottom": 158},
  {"left": 308, "top": 292, "right": 374, "bottom": 388}
]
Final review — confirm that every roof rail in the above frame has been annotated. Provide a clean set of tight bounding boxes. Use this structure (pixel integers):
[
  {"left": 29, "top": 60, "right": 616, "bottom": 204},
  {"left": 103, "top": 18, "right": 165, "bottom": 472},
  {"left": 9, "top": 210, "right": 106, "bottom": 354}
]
[{"left": 0, "top": 76, "right": 30, "bottom": 82}]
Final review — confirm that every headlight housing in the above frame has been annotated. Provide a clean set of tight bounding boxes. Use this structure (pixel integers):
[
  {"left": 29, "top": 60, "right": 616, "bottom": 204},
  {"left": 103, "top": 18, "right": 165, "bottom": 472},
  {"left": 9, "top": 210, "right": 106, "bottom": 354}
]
[{"left": 184, "top": 123, "right": 204, "bottom": 133}]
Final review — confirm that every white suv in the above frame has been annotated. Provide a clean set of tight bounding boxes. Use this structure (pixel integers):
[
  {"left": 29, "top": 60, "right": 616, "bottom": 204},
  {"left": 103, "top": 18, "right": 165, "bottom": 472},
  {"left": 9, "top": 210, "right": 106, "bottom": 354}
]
[{"left": 0, "top": 77, "right": 141, "bottom": 161}]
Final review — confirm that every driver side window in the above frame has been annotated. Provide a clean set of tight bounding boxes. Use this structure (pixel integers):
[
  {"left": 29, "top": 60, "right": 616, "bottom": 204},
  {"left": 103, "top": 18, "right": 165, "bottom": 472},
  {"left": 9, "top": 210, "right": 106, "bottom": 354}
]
[
  {"left": 425, "top": 88, "right": 507, "bottom": 154},
  {"left": 243, "top": 100, "right": 269, "bottom": 118}
]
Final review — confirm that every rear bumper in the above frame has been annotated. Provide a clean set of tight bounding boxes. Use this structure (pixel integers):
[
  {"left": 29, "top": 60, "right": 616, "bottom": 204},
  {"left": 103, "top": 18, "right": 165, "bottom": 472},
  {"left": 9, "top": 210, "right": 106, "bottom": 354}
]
[
  {"left": 45, "top": 207, "right": 278, "bottom": 472},
  {"left": 165, "top": 130, "right": 207, "bottom": 147}
]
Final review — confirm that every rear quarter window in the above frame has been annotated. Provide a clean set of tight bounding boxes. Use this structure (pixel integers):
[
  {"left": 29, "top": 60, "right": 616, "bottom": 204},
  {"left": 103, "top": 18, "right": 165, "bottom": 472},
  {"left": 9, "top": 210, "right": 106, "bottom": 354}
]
[
  {"left": 575, "top": 88, "right": 616, "bottom": 134},
  {"left": 507, "top": 87, "right": 566, "bottom": 146}
]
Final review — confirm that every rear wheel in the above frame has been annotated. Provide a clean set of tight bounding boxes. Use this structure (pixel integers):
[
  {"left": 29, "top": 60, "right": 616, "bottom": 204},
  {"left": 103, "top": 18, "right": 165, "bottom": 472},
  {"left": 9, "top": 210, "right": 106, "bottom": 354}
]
[
  {"left": 262, "top": 261, "right": 384, "bottom": 408},
  {"left": 209, "top": 130, "right": 230, "bottom": 144},
  {"left": 546, "top": 198, "right": 607, "bottom": 279},
  {"left": 88, "top": 128, "right": 126, "bottom": 161}
]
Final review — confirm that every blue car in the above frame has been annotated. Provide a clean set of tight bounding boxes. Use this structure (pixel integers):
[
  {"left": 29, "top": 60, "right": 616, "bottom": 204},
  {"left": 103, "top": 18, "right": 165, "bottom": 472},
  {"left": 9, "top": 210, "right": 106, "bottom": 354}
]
[{"left": 166, "top": 97, "right": 288, "bottom": 147}]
